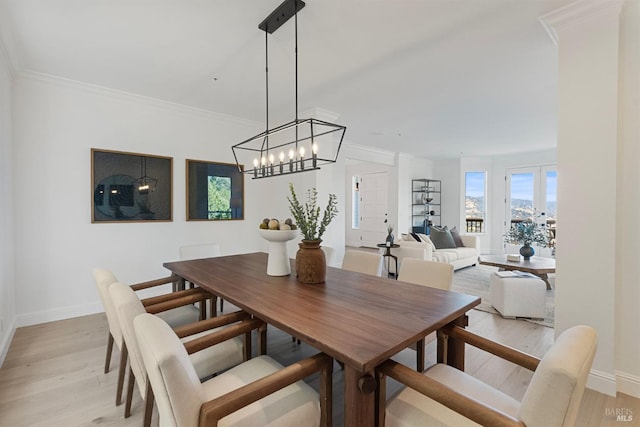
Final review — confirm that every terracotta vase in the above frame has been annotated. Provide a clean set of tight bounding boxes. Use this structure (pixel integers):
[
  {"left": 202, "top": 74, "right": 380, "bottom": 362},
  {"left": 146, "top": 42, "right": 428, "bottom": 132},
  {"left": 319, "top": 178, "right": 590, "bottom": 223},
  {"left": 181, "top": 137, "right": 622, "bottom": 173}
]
[{"left": 295, "top": 240, "right": 326, "bottom": 284}]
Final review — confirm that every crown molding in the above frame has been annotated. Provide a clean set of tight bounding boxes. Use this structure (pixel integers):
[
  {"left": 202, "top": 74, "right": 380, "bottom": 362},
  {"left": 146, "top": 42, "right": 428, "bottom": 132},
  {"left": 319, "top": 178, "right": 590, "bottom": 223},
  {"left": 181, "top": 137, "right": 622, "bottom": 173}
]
[
  {"left": 539, "top": 0, "right": 624, "bottom": 45},
  {"left": 17, "top": 70, "right": 262, "bottom": 128},
  {"left": 342, "top": 142, "right": 396, "bottom": 166}
]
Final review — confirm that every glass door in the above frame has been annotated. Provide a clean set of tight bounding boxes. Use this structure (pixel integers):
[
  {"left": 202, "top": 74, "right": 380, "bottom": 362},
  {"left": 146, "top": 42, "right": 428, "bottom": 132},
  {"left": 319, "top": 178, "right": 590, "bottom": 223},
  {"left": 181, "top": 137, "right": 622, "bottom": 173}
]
[{"left": 506, "top": 165, "right": 557, "bottom": 257}]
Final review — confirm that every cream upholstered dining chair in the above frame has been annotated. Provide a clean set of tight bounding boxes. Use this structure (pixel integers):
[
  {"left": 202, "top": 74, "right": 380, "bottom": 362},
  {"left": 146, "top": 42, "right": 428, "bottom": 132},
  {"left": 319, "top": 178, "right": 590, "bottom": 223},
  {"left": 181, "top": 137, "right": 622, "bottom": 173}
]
[
  {"left": 180, "top": 243, "right": 224, "bottom": 314},
  {"left": 321, "top": 245, "right": 336, "bottom": 267},
  {"left": 397, "top": 258, "right": 454, "bottom": 290},
  {"left": 377, "top": 325, "right": 597, "bottom": 427},
  {"left": 134, "top": 312, "right": 333, "bottom": 427},
  {"left": 110, "top": 282, "right": 253, "bottom": 427},
  {"left": 93, "top": 268, "right": 210, "bottom": 407},
  {"left": 397, "top": 258, "right": 454, "bottom": 371},
  {"left": 179, "top": 243, "right": 221, "bottom": 260},
  {"left": 341, "top": 250, "right": 384, "bottom": 276}
]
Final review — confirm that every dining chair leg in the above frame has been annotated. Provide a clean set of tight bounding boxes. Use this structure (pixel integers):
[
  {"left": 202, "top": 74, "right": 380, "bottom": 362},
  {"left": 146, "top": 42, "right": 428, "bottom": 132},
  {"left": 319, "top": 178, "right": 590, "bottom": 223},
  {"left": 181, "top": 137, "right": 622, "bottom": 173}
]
[
  {"left": 104, "top": 332, "right": 114, "bottom": 374},
  {"left": 220, "top": 298, "right": 224, "bottom": 312},
  {"left": 320, "top": 357, "right": 333, "bottom": 427},
  {"left": 258, "top": 323, "right": 268, "bottom": 355},
  {"left": 116, "top": 342, "right": 128, "bottom": 406},
  {"left": 199, "top": 298, "right": 206, "bottom": 320},
  {"left": 244, "top": 330, "right": 252, "bottom": 361},
  {"left": 143, "top": 379, "right": 154, "bottom": 427},
  {"left": 416, "top": 338, "right": 425, "bottom": 372},
  {"left": 375, "top": 369, "right": 387, "bottom": 427},
  {"left": 124, "top": 367, "right": 135, "bottom": 418}
]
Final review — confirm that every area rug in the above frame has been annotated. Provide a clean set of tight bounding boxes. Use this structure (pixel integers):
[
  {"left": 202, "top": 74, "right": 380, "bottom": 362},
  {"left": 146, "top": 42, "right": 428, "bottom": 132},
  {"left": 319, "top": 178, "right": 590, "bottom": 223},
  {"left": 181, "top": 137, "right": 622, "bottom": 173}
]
[{"left": 452, "top": 264, "right": 555, "bottom": 328}]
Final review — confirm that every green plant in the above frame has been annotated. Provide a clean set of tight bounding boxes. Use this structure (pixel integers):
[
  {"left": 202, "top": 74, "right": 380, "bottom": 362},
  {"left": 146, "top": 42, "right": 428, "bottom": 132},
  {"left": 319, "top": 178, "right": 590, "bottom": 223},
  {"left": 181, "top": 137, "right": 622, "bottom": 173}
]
[
  {"left": 287, "top": 183, "right": 338, "bottom": 241},
  {"left": 504, "top": 212, "right": 548, "bottom": 246}
]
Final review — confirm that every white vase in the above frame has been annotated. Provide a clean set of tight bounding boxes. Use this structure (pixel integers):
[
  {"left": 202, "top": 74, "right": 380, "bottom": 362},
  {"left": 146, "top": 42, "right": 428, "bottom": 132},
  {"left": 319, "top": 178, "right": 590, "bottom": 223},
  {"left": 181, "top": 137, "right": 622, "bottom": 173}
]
[{"left": 259, "top": 229, "right": 299, "bottom": 276}]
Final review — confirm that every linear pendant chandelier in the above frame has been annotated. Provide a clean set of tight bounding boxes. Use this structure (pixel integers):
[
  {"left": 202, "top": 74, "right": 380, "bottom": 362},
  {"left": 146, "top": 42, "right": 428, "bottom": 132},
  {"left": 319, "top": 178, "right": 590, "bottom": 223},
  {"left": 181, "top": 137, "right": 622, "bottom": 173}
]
[{"left": 232, "top": 0, "right": 346, "bottom": 179}]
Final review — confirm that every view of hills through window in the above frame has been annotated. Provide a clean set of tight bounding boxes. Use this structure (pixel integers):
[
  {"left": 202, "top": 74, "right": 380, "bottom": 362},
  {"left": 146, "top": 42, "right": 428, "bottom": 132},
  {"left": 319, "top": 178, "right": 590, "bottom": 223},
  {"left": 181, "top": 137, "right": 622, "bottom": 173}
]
[{"left": 465, "top": 170, "right": 557, "bottom": 231}]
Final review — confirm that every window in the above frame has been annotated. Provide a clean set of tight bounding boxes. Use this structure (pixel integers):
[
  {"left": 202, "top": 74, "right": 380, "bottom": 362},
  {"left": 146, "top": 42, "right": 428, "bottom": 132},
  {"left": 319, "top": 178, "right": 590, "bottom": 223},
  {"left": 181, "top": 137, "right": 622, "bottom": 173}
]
[
  {"left": 352, "top": 176, "right": 360, "bottom": 229},
  {"left": 506, "top": 165, "right": 557, "bottom": 251},
  {"left": 465, "top": 171, "right": 486, "bottom": 233}
]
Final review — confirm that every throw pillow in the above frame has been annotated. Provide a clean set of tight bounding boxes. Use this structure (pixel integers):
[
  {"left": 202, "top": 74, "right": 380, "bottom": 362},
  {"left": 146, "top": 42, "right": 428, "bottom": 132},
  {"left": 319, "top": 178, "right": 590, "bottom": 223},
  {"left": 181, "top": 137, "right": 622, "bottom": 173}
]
[
  {"left": 409, "top": 232, "right": 422, "bottom": 242},
  {"left": 416, "top": 233, "right": 437, "bottom": 251},
  {"left": 429, "top": 226, "right": 457, "bottom": 249},
  {"left": 450, "top": 226, "right": 465, "bottom": 247}
]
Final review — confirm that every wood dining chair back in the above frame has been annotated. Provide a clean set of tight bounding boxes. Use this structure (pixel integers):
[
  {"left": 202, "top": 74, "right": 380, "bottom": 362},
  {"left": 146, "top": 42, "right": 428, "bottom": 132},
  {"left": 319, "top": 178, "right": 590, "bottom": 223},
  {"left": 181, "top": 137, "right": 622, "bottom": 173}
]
[
  {"left": 341, "top": 250, "right": 383, "bottom": 277},
  {"left": 109, "top": 282, "right": 246, "bottom": 427},
  {"left": 378, "top": 325, "right": 597, "bottom": 427},
  {"left": 398, "top": 258, "right": 454, "bottom": 290},
  {"left": 134, "top": 313, "right": 333, "bottom": 427}
]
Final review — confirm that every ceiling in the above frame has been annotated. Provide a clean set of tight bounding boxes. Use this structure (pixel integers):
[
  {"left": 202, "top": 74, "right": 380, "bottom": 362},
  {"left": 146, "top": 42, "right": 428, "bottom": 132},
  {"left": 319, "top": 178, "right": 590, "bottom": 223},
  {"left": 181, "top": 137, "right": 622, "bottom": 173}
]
[{"left": 0, "top": 0, "right": 569, "bottom": 159}]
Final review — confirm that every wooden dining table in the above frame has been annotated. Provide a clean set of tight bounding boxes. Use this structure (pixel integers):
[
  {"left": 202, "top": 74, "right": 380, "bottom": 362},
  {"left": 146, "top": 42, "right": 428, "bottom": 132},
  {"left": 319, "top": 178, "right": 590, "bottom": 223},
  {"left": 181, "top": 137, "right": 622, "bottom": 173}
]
[{"left": 163, "top": 252, "right": 480, "bottom": 427}]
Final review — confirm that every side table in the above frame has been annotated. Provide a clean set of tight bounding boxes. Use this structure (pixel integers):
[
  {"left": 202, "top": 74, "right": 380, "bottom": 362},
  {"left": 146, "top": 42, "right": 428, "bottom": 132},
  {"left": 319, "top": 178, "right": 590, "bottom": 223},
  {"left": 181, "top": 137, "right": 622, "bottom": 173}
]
[{"left": 376, "top": 243, "right": 400, "bottom": 279}]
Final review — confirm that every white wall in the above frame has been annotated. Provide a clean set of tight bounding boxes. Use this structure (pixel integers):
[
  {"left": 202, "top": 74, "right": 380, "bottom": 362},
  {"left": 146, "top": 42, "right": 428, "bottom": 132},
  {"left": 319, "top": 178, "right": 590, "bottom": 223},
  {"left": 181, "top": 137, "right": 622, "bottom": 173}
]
[
  {"left": 10, "top": 73, "right": 329, "bottom": 326},
  {"left": 10, "top": 73, "right": 345, "bottom": 328},
  {"left": 0, "top": 43, "right": 16, "bottom": 364},
  {"left": 546, "top": 0, "right": 627, "bottom": 396},
  {"left": 434, "top": 159, "right": 461, "bottom": 232},
  {"left": 615, "top": 0, "right": 640, "bottom": 398}
]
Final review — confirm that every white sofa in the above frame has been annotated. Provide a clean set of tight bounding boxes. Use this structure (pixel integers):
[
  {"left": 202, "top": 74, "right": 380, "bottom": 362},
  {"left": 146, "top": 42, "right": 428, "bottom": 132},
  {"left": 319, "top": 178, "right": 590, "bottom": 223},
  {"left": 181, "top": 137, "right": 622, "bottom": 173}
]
[{"left": 386, "top": 233, "right": 480, "bottom": 274}]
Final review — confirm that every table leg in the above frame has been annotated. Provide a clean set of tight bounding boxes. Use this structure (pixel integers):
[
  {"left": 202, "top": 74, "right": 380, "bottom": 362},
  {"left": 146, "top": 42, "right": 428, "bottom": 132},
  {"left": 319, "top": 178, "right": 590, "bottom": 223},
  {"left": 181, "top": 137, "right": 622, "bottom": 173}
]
[
  {"left": 344, "top": 365, "right": 376, "bottom": 427},
  {"left": 539, "top": 273, "right": 552, "bottom": 290},
  {"left": 437, "top": 314, "right": 469, "bottom": 370},
  {"left": 391, "top": 255, "right": 398, "bottom": 280}
]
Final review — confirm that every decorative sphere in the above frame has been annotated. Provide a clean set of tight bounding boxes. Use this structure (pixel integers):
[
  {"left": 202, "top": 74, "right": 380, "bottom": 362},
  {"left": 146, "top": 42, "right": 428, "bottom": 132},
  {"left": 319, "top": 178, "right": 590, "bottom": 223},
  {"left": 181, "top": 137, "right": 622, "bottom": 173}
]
[{"left": 268, "top": 219, "right": 280, "bottom": 230}]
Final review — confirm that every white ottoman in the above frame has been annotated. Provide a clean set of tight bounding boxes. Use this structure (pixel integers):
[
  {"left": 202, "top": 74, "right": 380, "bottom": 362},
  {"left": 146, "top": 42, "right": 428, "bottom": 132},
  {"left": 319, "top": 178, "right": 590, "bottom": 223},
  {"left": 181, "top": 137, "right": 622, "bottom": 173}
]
[{"left": 489, "top": 272, "right": 546, "bottom": 319}]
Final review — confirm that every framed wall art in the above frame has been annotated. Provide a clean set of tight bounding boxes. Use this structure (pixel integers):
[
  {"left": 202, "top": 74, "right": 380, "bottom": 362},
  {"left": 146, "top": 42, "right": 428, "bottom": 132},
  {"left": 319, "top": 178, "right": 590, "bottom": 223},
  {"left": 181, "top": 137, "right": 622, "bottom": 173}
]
[
  {"left": 92, "top": 148, "right": 173, "bottom": 222},
  {"left": 186, "top": 159, "right": 244, "bottom": 221}
]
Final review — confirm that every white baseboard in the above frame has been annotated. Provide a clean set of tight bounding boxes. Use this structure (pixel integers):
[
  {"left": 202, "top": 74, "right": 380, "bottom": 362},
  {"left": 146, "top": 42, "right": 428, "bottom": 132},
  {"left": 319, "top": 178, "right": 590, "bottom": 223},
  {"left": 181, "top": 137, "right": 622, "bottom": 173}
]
[
  {"left": 588, "top": 369, "right": 617, "bottom": 396},
  {"left": 0, "top": 316, "right": 16, "bottom": 367},
  {"left": 616, "top": 370, "right": 640, "bottom": 398},
  {"left": 16, "top": 302, "right": 104, "bottom": 328}
]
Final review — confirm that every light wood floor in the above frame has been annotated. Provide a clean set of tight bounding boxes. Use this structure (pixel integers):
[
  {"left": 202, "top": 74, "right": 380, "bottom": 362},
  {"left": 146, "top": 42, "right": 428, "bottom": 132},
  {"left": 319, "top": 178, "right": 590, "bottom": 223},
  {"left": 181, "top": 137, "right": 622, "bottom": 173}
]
[{"left": 0, "top": 304, "right": 638, "bottom": 426}]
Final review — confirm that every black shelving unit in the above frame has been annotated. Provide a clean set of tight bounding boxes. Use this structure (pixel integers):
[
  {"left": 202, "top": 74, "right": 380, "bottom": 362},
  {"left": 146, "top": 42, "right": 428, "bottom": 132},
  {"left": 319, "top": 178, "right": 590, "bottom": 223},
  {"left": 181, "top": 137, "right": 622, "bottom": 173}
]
[{"left": 411, "top": 179, "right": 441, "bottom": 234}]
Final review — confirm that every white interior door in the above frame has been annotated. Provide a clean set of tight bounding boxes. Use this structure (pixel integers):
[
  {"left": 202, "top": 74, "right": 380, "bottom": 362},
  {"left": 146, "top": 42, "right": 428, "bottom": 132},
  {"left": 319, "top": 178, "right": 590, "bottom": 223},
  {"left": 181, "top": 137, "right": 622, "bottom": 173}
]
[
  {"left": 359, "top": 172, "right": 389, "bottom": 248},
  {"left": 505, "top": 165, "right": 557, "bottom": 256}
]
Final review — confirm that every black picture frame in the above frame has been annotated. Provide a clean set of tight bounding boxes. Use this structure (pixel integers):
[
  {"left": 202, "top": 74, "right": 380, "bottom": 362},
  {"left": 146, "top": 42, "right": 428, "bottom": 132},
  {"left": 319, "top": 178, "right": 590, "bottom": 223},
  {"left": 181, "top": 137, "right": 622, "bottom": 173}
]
[
  {"left": 186, "top": 159, "right": 244, "bottom": 221},
  {"left": 91, "top": 148, "right": 173, "bottom": 222}
]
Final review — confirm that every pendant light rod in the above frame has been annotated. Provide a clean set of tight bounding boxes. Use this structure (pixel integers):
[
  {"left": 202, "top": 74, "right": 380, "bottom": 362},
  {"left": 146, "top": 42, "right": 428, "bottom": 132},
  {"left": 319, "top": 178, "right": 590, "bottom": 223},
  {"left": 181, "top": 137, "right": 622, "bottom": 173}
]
[
  {"left": 294, "top": 5, "right": 299, "bottom": 152},
  {"left": 258, "top": 0, "right": 305, "bottom": 34}
]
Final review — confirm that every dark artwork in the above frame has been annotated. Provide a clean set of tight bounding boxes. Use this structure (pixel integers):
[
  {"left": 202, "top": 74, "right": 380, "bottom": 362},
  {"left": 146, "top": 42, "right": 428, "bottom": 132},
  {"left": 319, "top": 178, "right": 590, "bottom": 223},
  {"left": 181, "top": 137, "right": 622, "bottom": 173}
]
[
  {"left": 92, "top": 149, "right": 173, "bottom": 222},
  {"left": 186, "top": 160, "right": 244, "bottom": 221}
]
